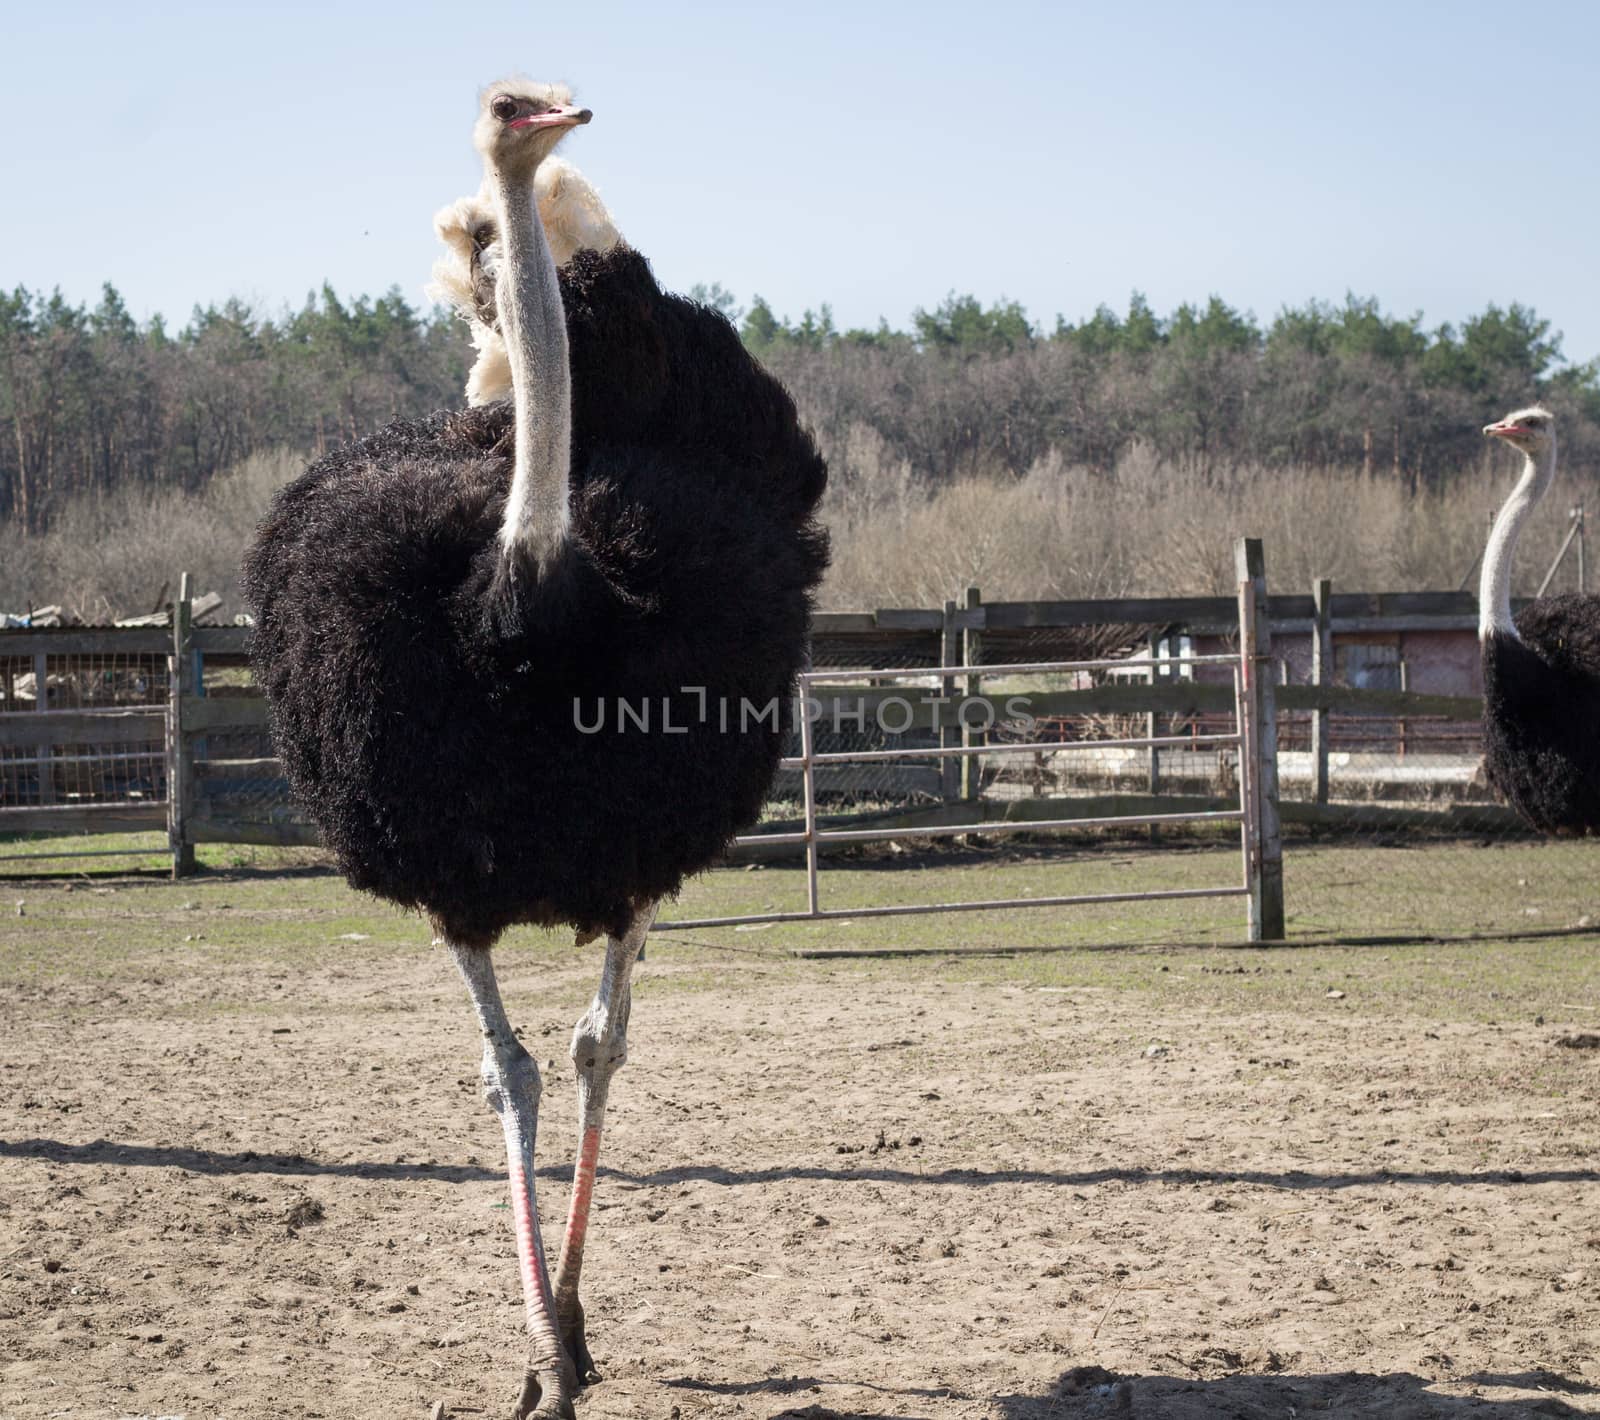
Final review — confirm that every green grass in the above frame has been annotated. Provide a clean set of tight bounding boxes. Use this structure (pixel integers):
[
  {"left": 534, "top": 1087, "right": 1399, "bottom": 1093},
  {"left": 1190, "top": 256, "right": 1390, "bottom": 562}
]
[
  {"left": 4, "top": 829, "right": 1599, "bottom": 1025},
  {"left": 0, "top": 830, "right": 310, "bottom": 877}
]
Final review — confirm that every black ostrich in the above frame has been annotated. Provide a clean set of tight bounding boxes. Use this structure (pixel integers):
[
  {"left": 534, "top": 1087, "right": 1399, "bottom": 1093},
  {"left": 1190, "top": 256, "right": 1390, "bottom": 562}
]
[
  {"left": 1479, "top": 406, "right": 1600, "bottom": 833},
  {"left": 240, "top": 80, "right": 828, "bottom": 1420}
]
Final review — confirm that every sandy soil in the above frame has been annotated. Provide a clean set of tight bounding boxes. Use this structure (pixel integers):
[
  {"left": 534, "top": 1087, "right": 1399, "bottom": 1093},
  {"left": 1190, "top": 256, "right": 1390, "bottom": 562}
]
[{"left": 4, "top": 925, "right": 1600, "bottom": 1419}]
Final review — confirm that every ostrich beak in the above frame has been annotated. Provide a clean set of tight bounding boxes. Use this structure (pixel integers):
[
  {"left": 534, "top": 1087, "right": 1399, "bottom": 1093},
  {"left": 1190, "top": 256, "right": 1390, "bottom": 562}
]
[
  {"left": 1483, "top": 420, "right": 1518, "bottom": 440},
  {"left": 509, "top": 104, "right": 592, "bottom": 131}
]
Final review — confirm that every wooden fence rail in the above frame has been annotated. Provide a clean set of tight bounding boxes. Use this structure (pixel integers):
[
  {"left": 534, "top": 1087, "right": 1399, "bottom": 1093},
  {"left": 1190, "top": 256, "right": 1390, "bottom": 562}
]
[{"left": 0, "top": 709, "right": 167, "bottom": 747}]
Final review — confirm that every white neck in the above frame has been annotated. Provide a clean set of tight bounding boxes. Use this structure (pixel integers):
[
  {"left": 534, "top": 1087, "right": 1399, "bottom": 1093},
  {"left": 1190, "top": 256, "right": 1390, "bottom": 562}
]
[
  {"left": 1479, "top": 438, "right": 1557, "bottom": 640},
  {"left": 488, "top": 163, "right": 571, "bottom": 574}
]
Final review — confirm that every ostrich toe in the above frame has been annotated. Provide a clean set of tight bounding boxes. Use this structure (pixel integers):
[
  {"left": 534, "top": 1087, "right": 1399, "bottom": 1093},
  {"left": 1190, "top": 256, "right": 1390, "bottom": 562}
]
[
  {"left": 512, "top": 1367, "right": 575, "bottom": 1420},
  {"left": 560, "top": 1301, "right": 601, "bottom": 1386}
]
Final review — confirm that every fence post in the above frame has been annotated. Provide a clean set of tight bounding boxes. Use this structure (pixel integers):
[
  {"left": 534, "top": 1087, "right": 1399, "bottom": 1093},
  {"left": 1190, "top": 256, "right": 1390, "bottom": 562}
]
[
  {"left": 940, "top": 599, "right": 960, "bottom": 804},
  {"left": 960, "top": 586, "right": 983, "bottom": 802},
  {"left": 1311, "top": 577, "right": 1332, "bottom": 806},
  {"left": 1579, "top": 505, "right": 1587, "bottom": 596},
  {"left": 167, "top": 572, "right": 197, "bottom": 879},
  {"left": 799, "top": 674, "right": 820, "bottom": 916},
  {"left": 1398, "top": 660, "right": 1409, "bottom": 759},
  {"left": 1236, "top": 538, "right": 1284, "bottom": 940},
  {"left": 1537, "top": 505, "right": 1585, "bottom": 597},
  {"left": 32, "top": 649, "right": 55, "bottom": 805},
  {"left": 1146, "top": 630, "right": 1162, "bottom": 842},
  {"left": 1237, "top": 582, "right": 1261, "bottom": 936}
]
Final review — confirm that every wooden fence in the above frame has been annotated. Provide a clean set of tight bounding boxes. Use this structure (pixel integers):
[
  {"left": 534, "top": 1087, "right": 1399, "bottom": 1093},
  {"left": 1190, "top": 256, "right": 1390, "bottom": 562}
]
[{"left": 0, "top": 554, "right": 1522, "bottom": 891}]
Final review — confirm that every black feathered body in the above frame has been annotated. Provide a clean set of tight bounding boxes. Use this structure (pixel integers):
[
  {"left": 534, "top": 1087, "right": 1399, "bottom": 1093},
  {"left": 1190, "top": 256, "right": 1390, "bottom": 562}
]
[
  {"left": 1482, "top": 594, "right": 1600, "bottom": 835},
  {"left": 242, "top": 248, "right": 829, "bottom": 945}
]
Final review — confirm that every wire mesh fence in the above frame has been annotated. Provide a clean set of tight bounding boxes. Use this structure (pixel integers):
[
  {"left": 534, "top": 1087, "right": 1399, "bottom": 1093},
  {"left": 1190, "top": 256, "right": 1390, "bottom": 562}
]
[
  {"left": 0, "top": 649, "right": 169, "bottom": 809},
  {"left": 0, "top": 656, "right": 24, "bottom": 715},
  {"left": 42, "top": 651, "right": 169, "bottom": 711},
  {"left": 0, "top": 737, "right": 167, "bottom": 808},
  {"left": 190, "top": 664, "right": 289, "bottom": 833},
  {"left": 775, "top": 622, "right": 945, "bottom": 817}
]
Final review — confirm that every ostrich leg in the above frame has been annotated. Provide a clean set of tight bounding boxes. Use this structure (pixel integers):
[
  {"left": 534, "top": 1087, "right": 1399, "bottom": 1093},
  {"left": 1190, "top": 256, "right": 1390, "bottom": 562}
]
[
  {"left": 551, "top": 901, "right": 657, "bottom": 1383},
  {"left": 448, "top": 941, "right": 574, "bottom": 1420}
]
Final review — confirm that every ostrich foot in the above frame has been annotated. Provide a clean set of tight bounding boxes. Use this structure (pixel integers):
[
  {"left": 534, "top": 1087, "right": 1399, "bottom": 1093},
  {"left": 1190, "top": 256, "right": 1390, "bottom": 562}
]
[
  {"left": 559, "top": 1300, "right": 601, "bottom": 1387},
  {"left": 512, "top": 1366, "right": 575, "bottom": 1420}
]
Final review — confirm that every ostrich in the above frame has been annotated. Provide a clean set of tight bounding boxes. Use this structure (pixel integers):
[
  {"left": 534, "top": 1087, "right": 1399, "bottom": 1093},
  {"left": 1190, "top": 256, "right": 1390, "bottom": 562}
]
[
  {"left": 430, "top": 156, "right": 621, "bottom": 405},
  {"left": 241, "top": 79, "right": 828, "bottom": 1419},
  {"left": 1479, "top": 405, "right": 1600, "bottom": 832}
]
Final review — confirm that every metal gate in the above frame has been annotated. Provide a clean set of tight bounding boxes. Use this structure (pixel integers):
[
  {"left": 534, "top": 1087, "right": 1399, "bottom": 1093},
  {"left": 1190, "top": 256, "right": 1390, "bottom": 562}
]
[{"left": 654, "top": 576, "right": 1280, "bottom": 941}]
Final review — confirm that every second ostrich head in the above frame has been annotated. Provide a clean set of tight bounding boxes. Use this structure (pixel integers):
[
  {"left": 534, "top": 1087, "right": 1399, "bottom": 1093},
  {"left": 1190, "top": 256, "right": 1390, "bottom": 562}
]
[
  {"left": 1484, "top": 406, "right": 1555, "bottom": 457},
  {"left": 430, "top": 156, "right": 622, "bottom": 406}
]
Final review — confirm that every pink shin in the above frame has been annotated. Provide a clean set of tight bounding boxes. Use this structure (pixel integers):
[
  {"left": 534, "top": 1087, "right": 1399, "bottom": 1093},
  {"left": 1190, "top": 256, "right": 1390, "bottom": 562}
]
[
  {"left": 558, "top": 1124, "right": 604, "bottom": 1279},
  {"left": 507, "top": 1156, "right": 562, "bottom": 1350}
]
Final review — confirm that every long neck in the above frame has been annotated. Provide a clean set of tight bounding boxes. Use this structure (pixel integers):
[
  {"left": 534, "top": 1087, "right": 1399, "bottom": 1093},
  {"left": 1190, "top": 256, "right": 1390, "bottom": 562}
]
[
  {"left": 1479, "top": 439, "right": 1557, "bottom": 640},
  {"left": 489, "top": 162, "right": 571, "bottom": 573}
]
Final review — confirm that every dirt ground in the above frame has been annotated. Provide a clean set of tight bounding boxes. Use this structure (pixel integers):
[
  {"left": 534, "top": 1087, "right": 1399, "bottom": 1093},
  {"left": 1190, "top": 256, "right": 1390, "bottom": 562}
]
[{"left": 3, "top": 865, "right": 1600, "bottom": 1419}]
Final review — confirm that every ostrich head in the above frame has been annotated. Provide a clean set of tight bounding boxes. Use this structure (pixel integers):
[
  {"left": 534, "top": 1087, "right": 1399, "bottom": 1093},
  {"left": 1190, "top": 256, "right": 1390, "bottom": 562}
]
[
  {"left": 473, "top": 79, "right": 591, "bottom": 177},
  {"left": 433, "top": 89, "right": 618, "bottom": 407},
  {"left": 1484, "top": 406, "right": 1555, "bottom": 456}
]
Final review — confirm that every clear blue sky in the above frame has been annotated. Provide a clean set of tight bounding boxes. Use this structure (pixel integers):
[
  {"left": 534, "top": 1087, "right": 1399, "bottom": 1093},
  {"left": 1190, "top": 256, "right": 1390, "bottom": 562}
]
[{"left": 7, "top": 0, "right": 1599, "bottom": 360}]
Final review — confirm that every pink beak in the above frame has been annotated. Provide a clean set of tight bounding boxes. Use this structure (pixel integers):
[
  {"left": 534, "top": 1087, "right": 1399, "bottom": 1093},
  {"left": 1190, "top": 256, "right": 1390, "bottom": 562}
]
[
  {"left": 1483, "top": 421, "right": 1519, "bottom": 440},
  {"left": 509, "top": 103, "right": 592, "bottom": 131}
]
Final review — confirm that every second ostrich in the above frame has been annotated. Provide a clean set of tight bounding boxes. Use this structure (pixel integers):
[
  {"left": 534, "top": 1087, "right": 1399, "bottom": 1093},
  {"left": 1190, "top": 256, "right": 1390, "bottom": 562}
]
[
  {"left": 242, "top": 80, "right": 828, "bottom": 1418},
  {"left": 431, "top": 156, "right": 621, "bottom": 404},
  {"left": 1479, "top": 406, "right": 1600, "bottom": 832}
]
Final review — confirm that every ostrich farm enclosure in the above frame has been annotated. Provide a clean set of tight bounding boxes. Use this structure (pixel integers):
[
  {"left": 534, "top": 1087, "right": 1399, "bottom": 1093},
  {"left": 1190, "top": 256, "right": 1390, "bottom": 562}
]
[{"left": 3, "top": 842, "right": 1600, "bottom": 1420}]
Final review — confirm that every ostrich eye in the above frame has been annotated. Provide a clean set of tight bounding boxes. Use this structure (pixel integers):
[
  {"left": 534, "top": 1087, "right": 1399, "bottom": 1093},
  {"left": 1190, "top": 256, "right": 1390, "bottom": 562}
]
[{"left": 491, "top": 95, "right": 518, "bottom": 122}]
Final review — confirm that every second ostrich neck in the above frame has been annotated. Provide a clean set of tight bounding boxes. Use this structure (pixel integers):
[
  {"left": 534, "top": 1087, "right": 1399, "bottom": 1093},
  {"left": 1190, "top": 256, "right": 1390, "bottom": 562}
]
[
  {"left": 490, "top": 164, "right": 572, "bottom": 573},
  {"left": 1480, "top": 443, "right": 1557, "bottom": 640}
]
